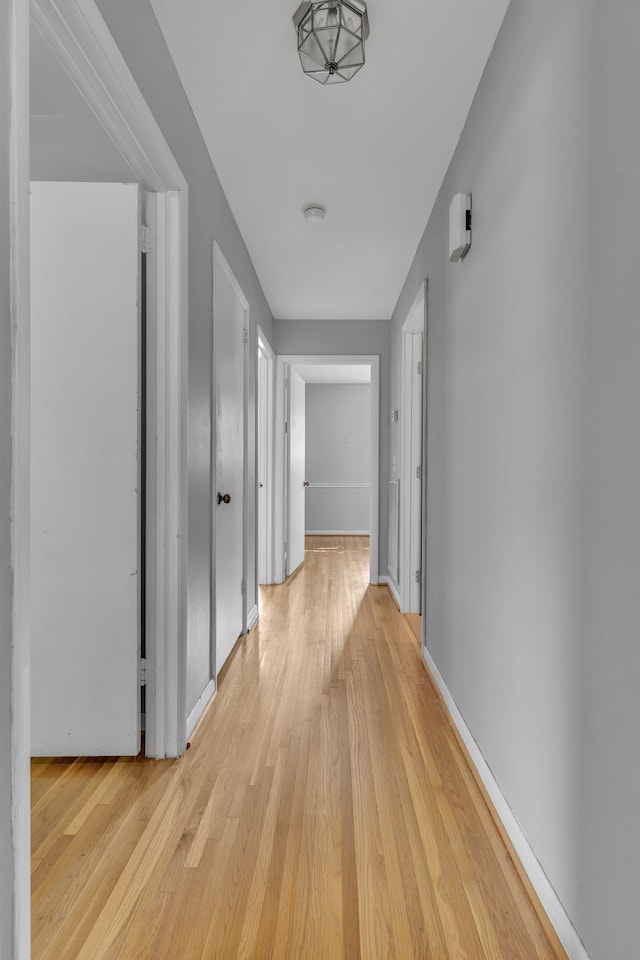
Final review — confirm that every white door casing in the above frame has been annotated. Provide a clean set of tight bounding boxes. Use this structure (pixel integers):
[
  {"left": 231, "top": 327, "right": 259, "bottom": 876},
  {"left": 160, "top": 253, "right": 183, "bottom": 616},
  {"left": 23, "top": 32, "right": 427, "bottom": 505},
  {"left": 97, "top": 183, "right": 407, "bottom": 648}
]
[
  {"left": 213, "top": 242, "right": 248, "bottom": 675},
  {"left": 401, "top": 282, "right": 426, "bottom": 613},
  {"left": 401, "top": 331, "right": 423, "bottom": 613},
  {"left": 256, "top": 327, "right": 276, "bottom": 588},
  {"left": 31, "top": 181, "right": 141, "bottom": 756},
  {"left": 410, "top": 332, "right": 423, "bottom": 612},
  {"left": 421, "top": 281, "right": 429, "bottom": 648},
  {"left": 258, "top": 342, "right": 268, "bottom": 584},
  {"left": 287, "top": 367, "right": 306, "bottom": 576}
]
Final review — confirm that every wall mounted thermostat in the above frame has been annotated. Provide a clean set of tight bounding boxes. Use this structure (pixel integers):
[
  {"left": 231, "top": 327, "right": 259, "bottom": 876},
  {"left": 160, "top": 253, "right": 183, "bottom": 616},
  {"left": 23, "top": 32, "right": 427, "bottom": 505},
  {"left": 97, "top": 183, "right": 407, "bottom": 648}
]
[{"left": 449, "top": 193, "right": 471, "bottom": 262}]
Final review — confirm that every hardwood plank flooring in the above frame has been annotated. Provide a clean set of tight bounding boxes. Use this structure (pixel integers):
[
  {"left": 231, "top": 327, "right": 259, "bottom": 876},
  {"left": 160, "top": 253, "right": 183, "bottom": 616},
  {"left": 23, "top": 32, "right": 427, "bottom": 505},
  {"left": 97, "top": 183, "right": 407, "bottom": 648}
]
[{"left": 32, "top": 535, "right": 567, "bottom": 959}]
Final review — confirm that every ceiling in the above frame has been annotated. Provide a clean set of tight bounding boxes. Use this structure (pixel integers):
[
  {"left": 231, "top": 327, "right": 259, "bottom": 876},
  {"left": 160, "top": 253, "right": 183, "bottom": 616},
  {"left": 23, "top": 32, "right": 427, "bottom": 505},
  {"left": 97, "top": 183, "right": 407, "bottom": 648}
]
[{"left": 157, "top": 1, "right": 510, "bottom": 321}]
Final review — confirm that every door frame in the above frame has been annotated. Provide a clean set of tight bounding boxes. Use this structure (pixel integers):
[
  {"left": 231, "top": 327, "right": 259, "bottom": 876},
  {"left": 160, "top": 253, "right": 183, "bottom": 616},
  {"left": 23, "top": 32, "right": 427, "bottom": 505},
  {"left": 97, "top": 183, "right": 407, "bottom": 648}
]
[
  {"left": 27, "top": 0, "right": 190, "bottom": 761},
  {"left": 9, "top": 1, "right": 31, "bottom": 954},
  {"left": 421, "top": 281, "right": 429, "bottom": 652},
  {"left": 275, "top": 355, "right": 380, "bottom": 585},
  {"left": 256, "top": 326, "right": 276, "bottom": 587},
  {"left": 400, "top": 281, "right": 426, "bottom": 613},
  {"left": 285, "top": 366, "right": 307, "bottom": 577}
]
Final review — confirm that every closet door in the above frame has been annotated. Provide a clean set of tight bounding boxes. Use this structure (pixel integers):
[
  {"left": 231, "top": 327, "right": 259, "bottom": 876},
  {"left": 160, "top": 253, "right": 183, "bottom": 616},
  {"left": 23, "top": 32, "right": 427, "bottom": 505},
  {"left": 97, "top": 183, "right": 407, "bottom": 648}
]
[{"left": 31, "top": 181, "right": 141, "bottom": 756}]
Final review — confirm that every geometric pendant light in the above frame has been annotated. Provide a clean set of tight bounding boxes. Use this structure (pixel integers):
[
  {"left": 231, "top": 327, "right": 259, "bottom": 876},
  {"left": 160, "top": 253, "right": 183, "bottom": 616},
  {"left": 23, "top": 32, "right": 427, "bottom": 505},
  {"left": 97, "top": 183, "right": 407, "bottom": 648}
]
[{"left": 293, "top": 0, "right": 370, "bottom": 85}]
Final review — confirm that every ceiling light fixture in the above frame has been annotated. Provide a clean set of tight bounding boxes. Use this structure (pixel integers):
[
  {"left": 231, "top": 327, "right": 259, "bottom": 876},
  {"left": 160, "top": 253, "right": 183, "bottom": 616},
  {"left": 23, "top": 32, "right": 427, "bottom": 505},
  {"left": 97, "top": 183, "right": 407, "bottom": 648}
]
[
  {"left": 293, "top": 0, "right": 370, "bottom": 85},
  {"left": 303, "top": 204, "right": 327, "bottom": 222}
]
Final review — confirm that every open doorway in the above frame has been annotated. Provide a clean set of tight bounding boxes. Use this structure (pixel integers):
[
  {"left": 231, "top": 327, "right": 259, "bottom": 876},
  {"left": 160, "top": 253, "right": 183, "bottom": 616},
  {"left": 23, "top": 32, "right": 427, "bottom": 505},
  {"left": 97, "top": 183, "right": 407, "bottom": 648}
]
[
  {"left": 275, "top": 355, "right": 380, "bottom": 585},
  {"left": 27, "top": 0, "right": 189, "bottom": 760}
]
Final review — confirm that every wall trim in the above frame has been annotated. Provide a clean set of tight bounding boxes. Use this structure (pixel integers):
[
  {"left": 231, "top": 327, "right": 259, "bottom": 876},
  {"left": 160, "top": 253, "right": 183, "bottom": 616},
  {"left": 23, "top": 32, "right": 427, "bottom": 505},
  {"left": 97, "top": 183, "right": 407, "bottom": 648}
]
[
  {"left": 186, "top": 679, "right": 216, "bottom": 740},
  {"left": 306, "top": 529, "right": 369, "bottom": 536},
  {"left": 379, "top": 575, "right": 401, "bottom": 609},
  {"left": 246, "top": 603, "right": 259, "bottom": 632},
  {"left": 422, "top": 646, "right": 591, "bottom": 960},
  {"left": 307, "top": 481, "right": 371, "bottom": 489}
]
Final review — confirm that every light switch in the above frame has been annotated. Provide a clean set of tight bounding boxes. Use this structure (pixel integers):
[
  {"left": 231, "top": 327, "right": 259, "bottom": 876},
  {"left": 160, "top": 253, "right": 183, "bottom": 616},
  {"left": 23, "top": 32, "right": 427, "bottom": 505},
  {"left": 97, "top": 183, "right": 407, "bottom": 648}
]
[{"left": 345, "top": 435, "right": 352, "bottom": 445}]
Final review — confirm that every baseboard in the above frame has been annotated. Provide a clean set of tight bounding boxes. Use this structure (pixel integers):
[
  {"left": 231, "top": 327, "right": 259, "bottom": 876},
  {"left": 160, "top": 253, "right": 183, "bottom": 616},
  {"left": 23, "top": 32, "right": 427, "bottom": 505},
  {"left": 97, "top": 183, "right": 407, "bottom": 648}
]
[
  {"left": 305, "top": 529, "right": 370, "bottom": 535},
  {"left": 246, "top": 603, "right": 259, "bottom": 632},
  {"left": 422, "top": 647, "right": 591, "bottom": 960},
  {"left": 186, "top": 678, "right": 216, "bottom": 740},
  {"left": 379, "top": 575, "right": 401, "bottom": 609}
]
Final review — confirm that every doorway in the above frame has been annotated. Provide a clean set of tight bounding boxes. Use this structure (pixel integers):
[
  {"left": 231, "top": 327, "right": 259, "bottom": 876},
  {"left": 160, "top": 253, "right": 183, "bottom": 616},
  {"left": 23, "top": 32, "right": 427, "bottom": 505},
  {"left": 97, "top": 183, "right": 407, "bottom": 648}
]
[
  {"left": 27, "top": 0, "right": 189, "bottom": 758},
  {"left": 275, "top": 355, "right": 380, "bottom": 585}
]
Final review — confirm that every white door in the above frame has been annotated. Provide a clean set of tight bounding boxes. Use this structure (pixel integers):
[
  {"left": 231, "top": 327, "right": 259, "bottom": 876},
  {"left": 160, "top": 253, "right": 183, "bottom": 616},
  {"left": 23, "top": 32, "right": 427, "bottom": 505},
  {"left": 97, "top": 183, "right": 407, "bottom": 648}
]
[
  {"left": 213, "top": 243, "right": 247, "bottom": 675},
  {"left": 258, "top": 343, "right": 268, "bottom": 584},
  {"left": 287, "top": 368, "right": 306, "bottom": 575},
  {"left": 30, "top": 181, "right": 141, "bottom": 756}
]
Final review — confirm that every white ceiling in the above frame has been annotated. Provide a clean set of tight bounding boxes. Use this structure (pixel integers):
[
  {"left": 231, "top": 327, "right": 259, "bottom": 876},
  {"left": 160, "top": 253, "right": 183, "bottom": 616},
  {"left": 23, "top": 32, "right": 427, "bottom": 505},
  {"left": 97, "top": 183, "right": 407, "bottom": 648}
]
[{"left": 150, "top": 0, "right": 510, "bottom": 321}]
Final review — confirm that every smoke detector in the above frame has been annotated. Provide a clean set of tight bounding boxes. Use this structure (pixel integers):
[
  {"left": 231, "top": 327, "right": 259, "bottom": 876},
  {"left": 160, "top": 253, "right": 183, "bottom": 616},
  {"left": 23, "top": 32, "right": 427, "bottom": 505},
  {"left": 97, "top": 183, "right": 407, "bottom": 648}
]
[{"left": 303, "top": 204, "right": 327, "bottom": 223}]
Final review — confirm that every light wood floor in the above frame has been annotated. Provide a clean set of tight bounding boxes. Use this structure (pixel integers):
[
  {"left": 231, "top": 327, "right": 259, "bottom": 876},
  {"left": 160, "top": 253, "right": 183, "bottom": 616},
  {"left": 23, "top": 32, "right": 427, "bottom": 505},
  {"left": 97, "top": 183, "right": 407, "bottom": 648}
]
[{"left": 32, "top": 535, "right": 567, "bottom": 959}]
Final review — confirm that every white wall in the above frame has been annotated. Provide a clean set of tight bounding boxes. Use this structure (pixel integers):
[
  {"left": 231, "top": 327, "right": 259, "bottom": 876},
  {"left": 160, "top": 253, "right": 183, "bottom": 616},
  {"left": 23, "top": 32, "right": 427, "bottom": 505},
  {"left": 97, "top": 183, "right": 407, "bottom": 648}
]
[
  {"left": 273, "top": 319, "right": 390, "bottom": 568},
  {"left": 305, "top": 384, "right": 371, "bottom": 533},
  {"left": 390, "top": 2, "right": 640, "bottom": 958},
  {"left": 95, "top": 0, "right": 274, "bottom": 718}
]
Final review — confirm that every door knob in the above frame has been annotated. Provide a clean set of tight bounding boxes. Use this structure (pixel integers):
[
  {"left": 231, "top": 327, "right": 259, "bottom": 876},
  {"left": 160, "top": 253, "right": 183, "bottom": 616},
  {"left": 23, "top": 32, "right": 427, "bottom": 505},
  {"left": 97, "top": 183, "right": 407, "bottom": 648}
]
[
  {"left": 303, "top": 481, "right": 310, "bottom": 487},
  {"left": 217, "top": 492, "right": 231, "bottom": 504},
  {"left": 258, "top": 482, "right": 264, "bottom": 488}
]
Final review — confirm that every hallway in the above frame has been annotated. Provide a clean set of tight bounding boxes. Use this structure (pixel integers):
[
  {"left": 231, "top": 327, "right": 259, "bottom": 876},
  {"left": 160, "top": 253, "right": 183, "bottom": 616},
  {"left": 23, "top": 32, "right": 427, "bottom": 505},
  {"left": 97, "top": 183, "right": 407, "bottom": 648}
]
[{"left": 32, "top": 537, "right": 565, "bottom": 959}]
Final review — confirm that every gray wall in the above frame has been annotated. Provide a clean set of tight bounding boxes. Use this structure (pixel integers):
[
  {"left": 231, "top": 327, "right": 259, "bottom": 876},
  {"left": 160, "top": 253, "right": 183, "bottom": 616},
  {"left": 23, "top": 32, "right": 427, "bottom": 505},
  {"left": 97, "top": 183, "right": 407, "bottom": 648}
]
[
  {"left": 390, "top": 2, "right": 640, "bottom": 958},
  {"left": 95, "top": 0, "right": 274, "bottom": 716},
  {"left": 30, "top": 29, "right": 135, "bottom": 182},
  {"left": 305, "top": 384, "right": 371, "bottom": 533},
  {"left": 274, "top": 319, "right": 390, "bottom": 573}
]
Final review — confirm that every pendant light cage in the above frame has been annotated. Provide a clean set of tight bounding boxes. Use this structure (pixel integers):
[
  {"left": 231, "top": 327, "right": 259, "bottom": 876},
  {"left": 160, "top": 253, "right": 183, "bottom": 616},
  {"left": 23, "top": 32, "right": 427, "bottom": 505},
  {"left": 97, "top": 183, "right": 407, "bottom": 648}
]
[{"left": 293, "top": 0, "right": 370, "bottom": 85}]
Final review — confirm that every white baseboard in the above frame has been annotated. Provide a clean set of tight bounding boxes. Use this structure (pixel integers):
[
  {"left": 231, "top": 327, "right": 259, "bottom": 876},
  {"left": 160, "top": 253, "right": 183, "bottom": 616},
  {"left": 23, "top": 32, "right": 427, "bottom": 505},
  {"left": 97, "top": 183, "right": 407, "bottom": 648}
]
[
  {"left": 186, "top": 678, "right": 216, "bottom": 740},
  {"left": 246, "top": 603, "right": 259, "bottom": 632},
  {"left": 379, "top": 575, "right": 401, "bottom": 609},
  {"left": 422, "top": 647, "right": 591, "bottom": 960},
  {"left": 305, "top": 529, "right": 370, "bottom": 535}
]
